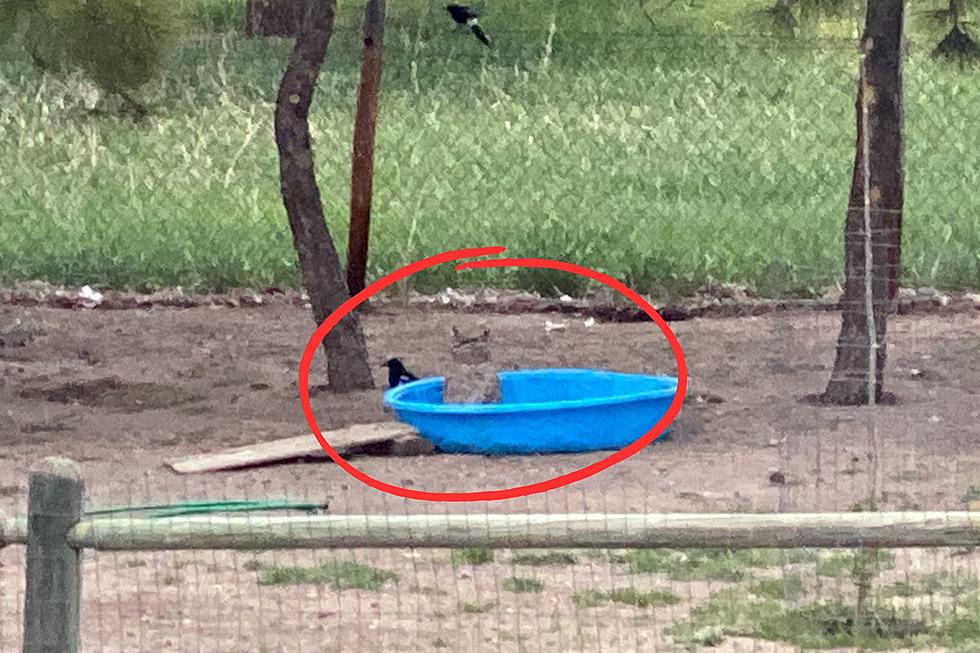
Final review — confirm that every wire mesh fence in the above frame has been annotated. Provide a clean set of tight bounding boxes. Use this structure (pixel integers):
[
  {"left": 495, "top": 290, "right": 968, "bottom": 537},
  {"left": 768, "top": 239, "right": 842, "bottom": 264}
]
[
  {"left": 2, "top": 543, "right": 977, "bottom": 651},
  {"left": 4, "top": 450, "right": 980, "bottom": 652},
  {"left": 3, "top": 2, "right": 980, "bottom": 652},
  {"left": 1, "top": 11, "right": 978, "bottom": 294}
]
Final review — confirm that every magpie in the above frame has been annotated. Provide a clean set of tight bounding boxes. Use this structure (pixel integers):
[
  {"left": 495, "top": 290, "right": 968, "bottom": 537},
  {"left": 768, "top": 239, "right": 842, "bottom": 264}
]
[
  {"left": 383, "top": 358, "right": 419, "bottom": 388},
  {"left": 446, "top": 4, "right": 492, "bottom": 47}
]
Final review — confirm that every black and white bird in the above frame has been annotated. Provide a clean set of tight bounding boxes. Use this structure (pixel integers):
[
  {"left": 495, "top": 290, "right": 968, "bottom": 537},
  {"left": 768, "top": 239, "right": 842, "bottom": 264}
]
[
  {"left": 382, "top": 358, "right": 420, "bottom": 389},
  {"left": 446, "top": 4, "right": 492, "bottom": 47}
]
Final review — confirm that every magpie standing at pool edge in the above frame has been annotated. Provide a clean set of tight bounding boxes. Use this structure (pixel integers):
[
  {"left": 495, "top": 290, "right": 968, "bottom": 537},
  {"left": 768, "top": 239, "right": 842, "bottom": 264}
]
[
  {"left": 446, "top": 4, "right": 492, "bottom": 47},
  {"left": 383, "top": 358, "right": 419, "bottom": 388}
]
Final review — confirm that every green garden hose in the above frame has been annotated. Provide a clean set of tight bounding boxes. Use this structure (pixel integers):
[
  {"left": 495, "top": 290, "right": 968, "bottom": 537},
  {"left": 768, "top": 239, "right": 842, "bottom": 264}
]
[{"left": 84, "top": 499, "right": 328, "bottom": 519}]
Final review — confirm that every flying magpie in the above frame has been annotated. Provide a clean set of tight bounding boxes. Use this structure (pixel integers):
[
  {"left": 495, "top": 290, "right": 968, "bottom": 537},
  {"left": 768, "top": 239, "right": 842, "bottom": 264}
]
[
  {"left": 446, "top": 4, "right": 492, "bottom": 47},
  {"left": 383, "top": 358, "right": 419, "bottom": 388}
]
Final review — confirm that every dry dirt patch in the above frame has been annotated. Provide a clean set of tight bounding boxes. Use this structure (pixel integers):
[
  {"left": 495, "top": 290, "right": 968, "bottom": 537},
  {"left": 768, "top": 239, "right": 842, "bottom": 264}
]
[{"left": 17, "top": 377, "right": 204, "bottom": 412}]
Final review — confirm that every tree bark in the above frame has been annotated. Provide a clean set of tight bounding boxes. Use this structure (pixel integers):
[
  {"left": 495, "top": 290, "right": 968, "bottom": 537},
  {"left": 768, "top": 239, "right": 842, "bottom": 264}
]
[
  {"left": 822, "top": 0, "right": 904, "bottom": 405},
  {"left": 244, "top": 0, "right": 308, "bottom": 38},
  {"left": 274, "top": 0, "right": 375, "bottom": 392},
  {"left": 346, "top": 0, "right": 386, "bottom": 296}
]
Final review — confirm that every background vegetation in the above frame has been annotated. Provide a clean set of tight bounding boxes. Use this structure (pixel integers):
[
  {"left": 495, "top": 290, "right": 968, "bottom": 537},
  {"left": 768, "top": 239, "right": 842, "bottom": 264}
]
[{"left": 0, "top": 0, "right": 976, "bottom": 297}]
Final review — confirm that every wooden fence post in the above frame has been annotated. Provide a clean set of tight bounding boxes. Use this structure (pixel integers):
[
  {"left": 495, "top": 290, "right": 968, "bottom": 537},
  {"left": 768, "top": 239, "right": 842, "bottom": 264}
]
[{"left": 22, "top": 457, "right": 83, "bottom": 653}]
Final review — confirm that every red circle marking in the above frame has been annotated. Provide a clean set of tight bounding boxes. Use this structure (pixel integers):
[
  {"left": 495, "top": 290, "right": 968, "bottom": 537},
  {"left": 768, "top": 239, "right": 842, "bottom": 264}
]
[{"left": 297, "top": 246, "right": 687, "bottom": 502}]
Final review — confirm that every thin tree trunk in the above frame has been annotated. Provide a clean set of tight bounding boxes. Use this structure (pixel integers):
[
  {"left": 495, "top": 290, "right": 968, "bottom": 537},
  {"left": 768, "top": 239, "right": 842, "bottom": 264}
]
[
  {"left": 822, "top": 0, "right": 904, "bottom": 405},
  {"left": 274, "top": 0, "right": 374, "bottom": 392},
  {"left": 346, "top": 0, "right": 386, "bottom": 296}
]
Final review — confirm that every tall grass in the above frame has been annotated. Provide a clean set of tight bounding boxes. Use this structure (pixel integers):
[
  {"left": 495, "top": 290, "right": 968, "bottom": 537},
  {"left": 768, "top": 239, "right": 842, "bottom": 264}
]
[{"left": 0, "top": 0, "right": 976, "bottom": 295}]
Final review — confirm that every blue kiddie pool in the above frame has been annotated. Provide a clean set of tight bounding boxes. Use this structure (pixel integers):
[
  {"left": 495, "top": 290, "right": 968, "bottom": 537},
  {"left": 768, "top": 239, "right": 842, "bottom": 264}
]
[{"left": 383, "top": 368, "right": 679, "bottom": 455}]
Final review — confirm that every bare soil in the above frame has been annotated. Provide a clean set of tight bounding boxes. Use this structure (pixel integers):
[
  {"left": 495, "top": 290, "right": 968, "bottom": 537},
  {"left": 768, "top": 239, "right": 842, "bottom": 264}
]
[{"left": 1, "top": 298, "right": 979, "bottom": 652}]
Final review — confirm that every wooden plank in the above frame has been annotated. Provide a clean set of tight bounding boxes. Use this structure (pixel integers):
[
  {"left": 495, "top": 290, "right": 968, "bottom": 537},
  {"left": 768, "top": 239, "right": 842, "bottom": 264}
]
[
  {"left": 68, "top": 512, "right": 980, "bottom": 552},
  {"left": 23, "top": 457, "right": 84, "bottom": 653},
  {"left": 166, "top": 422, "right": 426, "bottom": 474}
]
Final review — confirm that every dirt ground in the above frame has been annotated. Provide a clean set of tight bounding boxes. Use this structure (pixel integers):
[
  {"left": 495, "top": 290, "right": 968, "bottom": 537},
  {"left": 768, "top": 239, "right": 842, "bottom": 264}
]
[{"left": 1, "top": 298, "right": 979, "bottom": 652}]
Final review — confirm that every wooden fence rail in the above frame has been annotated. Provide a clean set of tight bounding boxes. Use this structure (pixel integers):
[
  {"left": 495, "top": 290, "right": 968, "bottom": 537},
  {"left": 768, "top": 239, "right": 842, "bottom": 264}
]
[
  {"left": 6, "top": 510, "right": 980, "bottom": 552},
  {"left": 4, "top": 457, "right": 980, "bottom": 652}
]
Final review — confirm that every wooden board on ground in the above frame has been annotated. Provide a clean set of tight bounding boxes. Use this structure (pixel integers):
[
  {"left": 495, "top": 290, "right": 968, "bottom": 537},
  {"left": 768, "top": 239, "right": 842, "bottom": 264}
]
[{"left": 166, "top": 422, "right": 431, "bottom": 474}]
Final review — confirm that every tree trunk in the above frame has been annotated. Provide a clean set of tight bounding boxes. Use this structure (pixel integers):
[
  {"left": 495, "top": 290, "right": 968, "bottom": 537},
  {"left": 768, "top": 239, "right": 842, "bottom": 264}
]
[
  {"left": 274, "top": 0, "right": 375, "bottom": 392},
  {"left": 822, "top": 0, "right": 904, "bottom": 405},
  {"left": 346, "top": 0, "right": 386, "bottom": 296},
  {"left": 244, "top": 0, "right": 308, "bottom": 37}
]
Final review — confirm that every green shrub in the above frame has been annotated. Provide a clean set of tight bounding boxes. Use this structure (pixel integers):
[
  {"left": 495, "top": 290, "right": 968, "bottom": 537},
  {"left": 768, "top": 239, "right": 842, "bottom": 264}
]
[
  {"left": 451, "top": 547, "right": 495, "bottom": 565},
  {"left": 256, "top": 561, "right": 397, "bottom": 590},
  {"left": 19, "top": 0, "right": 179, "bottom": 112},
  {"left": 502, "top": 576, "right": 544, "bottom": 593}
]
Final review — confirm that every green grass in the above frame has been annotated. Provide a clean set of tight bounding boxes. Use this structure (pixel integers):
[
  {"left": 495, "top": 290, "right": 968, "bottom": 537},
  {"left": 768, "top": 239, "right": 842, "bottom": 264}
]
[
  {"left": 884, "top": 580, "right": 919, "bottom": 598},
  {"left": 571, "top": 587, "right": 680, "bottom": 609},
  {"left": 570, "top": 589, "right": 606, "bottom": 608},
  {"left": 501, "top": 576, "right": 544, "bottom": 593},
  {"left": 2, "top": 0, "right": 978, "bottom": 295},
  {"left": 622, "top": 548, "right": 814, "bottom": 582},
  {"left": 669, "top": 588, "right": 938, "bottom": 650},
  {"left": 962, "top": 486, "right": 980, "bottom": 503},
  {"left": 816, "top": 553, "right": 855, "bottom": 578},
  {"left": 584, "top": 550, "right": 630, "bottom": 564},
  {"left": 450, "top": 547, "right": 494, "bottom": 565},
  {"left": 510, "top": 551, "right": 578, "bottom": 566},
  {"left": 460, "top": 601, "right": 496, "bottom": 614},
  {"left": 816, "top": 550, "right": 894, "bottom": 579},
  {"left": 254, "top": 560, "right": 397, "bottom": 590},
  {"left": 750, "top": 575, "right": 806, "bottom": 600},
  {"left": 881, "top": 571, "right": 980, "bottom": 598},
  {"left": 943, "top": 596, "right": 980, "bottom": 649}
]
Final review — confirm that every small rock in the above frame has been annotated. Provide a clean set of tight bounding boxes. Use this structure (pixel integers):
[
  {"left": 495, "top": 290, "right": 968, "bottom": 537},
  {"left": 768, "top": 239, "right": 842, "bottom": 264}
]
[
  {"left": 693, "top": 393, "right": 725, "bottom": 405},
  {"left": 698, "top": 282, "right": 755, "bottom": 301},
  {"left": 821, "top": 284, "right": 843, "bottom": 303},
  {"left": 769, "top": 470, "right": 786, "bottom": 485},
  {"left": 478, "top": 288, "right": 499, "bottom": 304},
  {"left": 0, "top": 329, "right": 34, "bottom": 349},
  {"left": 309, "top": 384, "right": 330, "bottom": 396},
  {"left": 78, "top": 284, "right": 104, "bottom": 308},
  {"left": 909, "top": 368, "right": 945, "bottom": 382},
  {"left": 77, "top": 350, "right": 98, "bottom": 365}
]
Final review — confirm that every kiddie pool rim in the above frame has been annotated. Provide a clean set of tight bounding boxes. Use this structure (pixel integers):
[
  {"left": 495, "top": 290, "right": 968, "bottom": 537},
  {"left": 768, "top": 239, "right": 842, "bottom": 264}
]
[{"left": 382, "top": 368, "right": 680, "bottom": 415}]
